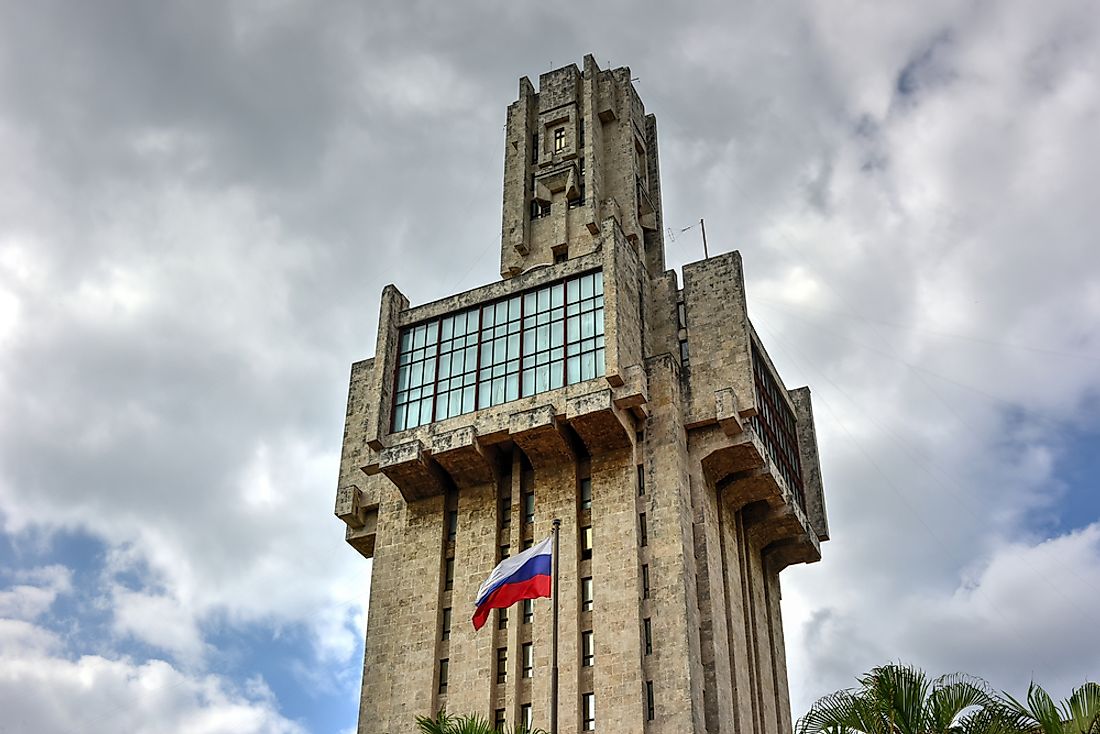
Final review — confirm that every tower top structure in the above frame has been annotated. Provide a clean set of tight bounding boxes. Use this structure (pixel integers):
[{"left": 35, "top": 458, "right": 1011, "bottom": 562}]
[{"left": 500, "top": 55, "right": 665, "bottom": 281}]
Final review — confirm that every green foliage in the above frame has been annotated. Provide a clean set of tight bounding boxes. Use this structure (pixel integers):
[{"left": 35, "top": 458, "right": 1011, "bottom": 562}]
[
  {"left": 797, "top": 664, "right": 1099, "bottom": 734},
  {"left": 414, "top": 708, "right": 549, "bottom": 734},
  {"left": 1001, "top": 682, "right": 1100, "bottom": 734}
]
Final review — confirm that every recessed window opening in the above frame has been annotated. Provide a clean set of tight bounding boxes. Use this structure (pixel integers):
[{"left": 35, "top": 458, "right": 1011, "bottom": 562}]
[
  {"left": 581, "top": 577, "right": 593, "bottom": 612},
  {"left": 581, "top": 692, "right": 596, "bottom": 731},
  {"left": 438, "top": 659, "right": 449, "bottom": 694},
  {"left": 581, "top": 630, "right": 594, "bottom": 667},
  {"left": 580, "top": 525, "right": 593, "bottom": 560},
  {"left": 523, "top": 642, "right": 534, "bottom": 678},
  {"left": 441, "top": 608, "right": 451, "bottom": 641},
  {"left": 579, "top": 477, "right": 592, "bottom": 510},
  {"left": 554, "top": 127, "right": 566, "bottom": 151}
]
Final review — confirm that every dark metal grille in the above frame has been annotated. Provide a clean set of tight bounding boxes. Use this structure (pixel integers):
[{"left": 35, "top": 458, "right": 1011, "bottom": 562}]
[
  {"left": 748, "top": 342, "right": 805, "bottom": 511},
  {"left": 391, "top": 271, "right": 605, "bottom": 432}
]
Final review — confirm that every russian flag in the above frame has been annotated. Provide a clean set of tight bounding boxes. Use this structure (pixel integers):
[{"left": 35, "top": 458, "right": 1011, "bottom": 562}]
[{"left": 472, "top": 535, "right": 553, "bottom": 630}]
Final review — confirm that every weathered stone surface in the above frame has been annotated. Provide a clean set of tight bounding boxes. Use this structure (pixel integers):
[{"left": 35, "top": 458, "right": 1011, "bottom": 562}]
[{"left": 336, "top": 56, "right": 831, "bottom": 734}]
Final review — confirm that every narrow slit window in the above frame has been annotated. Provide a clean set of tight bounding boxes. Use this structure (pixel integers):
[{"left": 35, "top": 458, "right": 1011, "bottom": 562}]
[
  {"left": 581, "top": 577, "right": 593, "bottom": 612},
  {"left": 639, "top": 513, "right": 648, "bottom": 547},
  {"left": 447, "top": 510, "right": 458, "bottom": 541},
  {"left": 522, "top": 642, "right": 534, "bottom": 678},
  {"left": 637, "top": 464, "right": 645, "bottom": 496},
  {"left": 580, "top": 525, "right": 593, "bottom": 560},
  {"left": 523, "top": 492, "right": 535, "bottom": 524},
  {"left": 642, "top": 564, "right": 650, "bottom": 599},
  {"left": 444, "top": 558, "right": 454, "bottom": 591},
  {"left": 646, "top": 681, "right": 655, "bottom": 721},
  {"left": 498, "top": 608, "right": 508, "bottom": 630},
  {"left": 579, "top": 477, "right": 592, "bottom": 510},
  {"left": 441, "top": 607, "right": 451, "bottom": 641},
  {"left": 644, "top": 617, "right": 652, "bottom": 655},
  {"left": 438, "top": 659, "right": 449, "bottom": 694},
  {"left": 581, "top": 630, "right": 594, "bottom": 667},
  {"left": 523, "top": 598, "right": 534, "bottom": 624},
  {"left": 581, "top": 692, "right": 595, "bottom": 731},
  {"left": 497, "top": 647, "right": 508, "bottom": 684}
]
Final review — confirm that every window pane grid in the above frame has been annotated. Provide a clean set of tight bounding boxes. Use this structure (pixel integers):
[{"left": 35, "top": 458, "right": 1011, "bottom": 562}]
[{"left": 392, "top": 271, "right": 604, "bottom": 432}]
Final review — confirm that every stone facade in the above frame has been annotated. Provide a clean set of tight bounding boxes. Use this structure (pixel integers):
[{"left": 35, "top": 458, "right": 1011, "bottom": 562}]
[{"left": 336, "top": 55, "right": 829, "bottom": 734}]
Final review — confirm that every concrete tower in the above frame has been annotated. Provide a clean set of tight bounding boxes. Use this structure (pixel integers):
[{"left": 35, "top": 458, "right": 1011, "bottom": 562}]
[{"left": 335, "top": 55, "right": 829, "bottom": 734}]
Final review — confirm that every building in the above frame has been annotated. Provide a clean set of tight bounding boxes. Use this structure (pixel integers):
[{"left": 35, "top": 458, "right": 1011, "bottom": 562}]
[{"left": 335, "top": 55, "right": 829, "bottom": 734}]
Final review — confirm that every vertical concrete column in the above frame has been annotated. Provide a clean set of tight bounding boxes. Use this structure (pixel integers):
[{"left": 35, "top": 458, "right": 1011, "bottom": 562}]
[
  {"left": 590, "top": 448, "right": 645, "bottom": 733},
  {"left": 530, "top": 461, "right": 579, "bottom": 733},
  {"left": 448, "top": 483, "right": 499, "bottom": 718},
  {"left": 644, "top": 355, "right": 706, "bottom": 734},
  {"left": 360, "top": 496, "right": 443, "bottom": 732}
]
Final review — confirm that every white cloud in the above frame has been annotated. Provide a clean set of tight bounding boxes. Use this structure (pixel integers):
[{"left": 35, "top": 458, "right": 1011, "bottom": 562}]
[
  {"left": 0, "top": 565, "right": 72, "bottom": 621},
  {"left": 0, "top": 617, "right": 305, "bottom": 734}
]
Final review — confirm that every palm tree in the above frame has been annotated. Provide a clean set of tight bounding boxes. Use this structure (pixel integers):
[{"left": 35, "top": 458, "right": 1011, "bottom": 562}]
[
  {"left": 415, "top": 708, "right": 549, "bottom": 734},
  {"left": 1000, "top": 682, "right": 1100, "bottom": 734},
  {"left": 797, "top": 664, "right": 1006, "bottom": 734}
]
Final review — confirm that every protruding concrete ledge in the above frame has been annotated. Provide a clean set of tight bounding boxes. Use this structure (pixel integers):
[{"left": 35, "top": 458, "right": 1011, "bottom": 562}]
[
  {"left": 567, "top": 389, "right": 632, "bottom": 454},
  {"left": 335, "top": 484, "right": 367, "bottom": 528},
  {"left": 345, "top": 518, "right": 377, "bottom": 560},
  {"left": 612, "top": 363, "right": 649, "bottom": 420},
  {"left": 742, "top": 498, "right": 818, "bottom": 555},
  {"left": 430, "top": 427, "right": 498, "bottom": 488},
  {"left": 510, "top": 405, "right": 575, "bottom": 467},
  {"left": 377, "top": 440, "right": 449, "bottom": 502},
  {"left": 763, "top": 536, "right": 820, "bottom": 573},
  {"left": 715, "top": 388, "right": 743, "bottom": 436},
  {"left": 700, "top": 430, "right": 765, "bottom": 487},
  {"left": 702, "top": 425, "right": 821, "bottom": 569}
]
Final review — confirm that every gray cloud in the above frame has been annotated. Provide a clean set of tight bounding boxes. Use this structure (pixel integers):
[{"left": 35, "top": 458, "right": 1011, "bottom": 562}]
[{"left": 1, "top": 0, "right": 1099, "bottom": 728}]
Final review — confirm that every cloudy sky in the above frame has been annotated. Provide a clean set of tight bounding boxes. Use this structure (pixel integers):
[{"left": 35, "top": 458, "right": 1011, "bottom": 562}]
[{"left": 1, "top": 0, "right": 1098, "bottom": 732}]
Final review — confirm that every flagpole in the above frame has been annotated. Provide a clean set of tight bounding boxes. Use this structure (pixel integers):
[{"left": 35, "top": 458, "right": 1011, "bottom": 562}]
[{"left": 550, "top": 517, "right": 560, "bottom": 734}]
